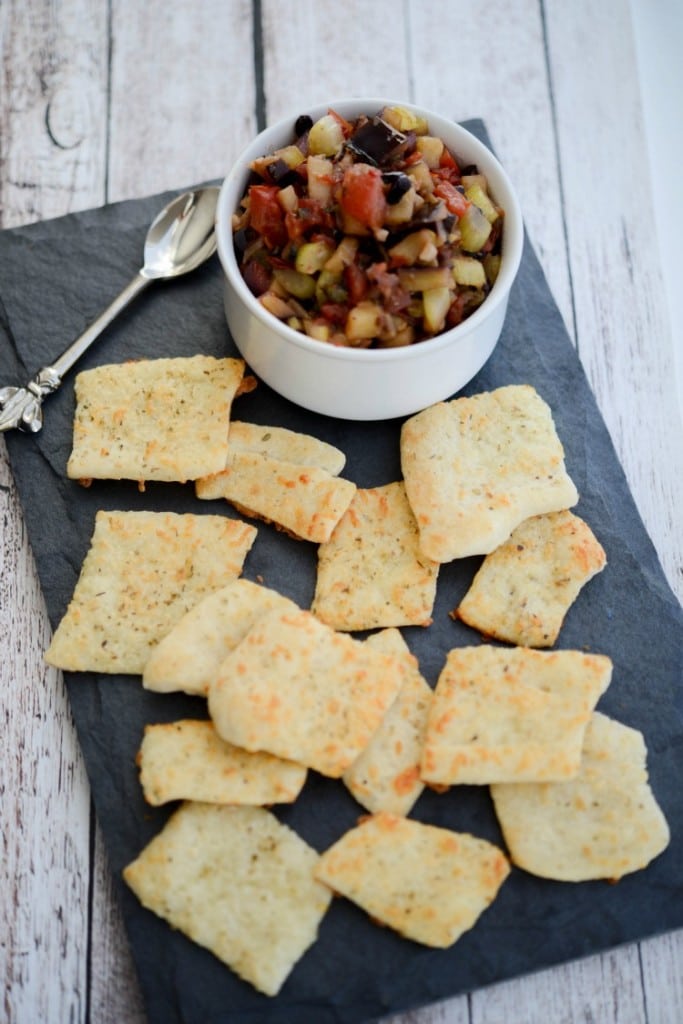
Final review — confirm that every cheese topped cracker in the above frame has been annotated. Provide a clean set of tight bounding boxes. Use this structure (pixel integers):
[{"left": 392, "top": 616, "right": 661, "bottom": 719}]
[
  {"left": 196, "top": 421, "right": 356, "bottom": 543},
  {"left": 45, "top": 510, "right": 256, "bottom": 675},
  {"left": 491, "top": 712, "right": 670, "bottom": 881},
  {"left": 67, "top": 356, "right": 246, "bottom": 483},
  {"left": 208, "top": 608, "right": 406, "bottom": 777},
  {"left": 420, "top": 645, "right": 612, "bottom": 785},
  {"left": 123, "top": 803, "right": 332, "bottom": 996},
  {"left": 455, "top": 510, "right": 606, "bottom": 646},
  {"left": 400, "top": 385, "right": 579, "bottom": 561},
  {"left": 315, "top": 813, "right": 510, "bottom": 948},
  {"left": 137, "top": 719, "right": 307, "bottom": 806},
  {"left": 343, "top": 629, "right": 432, "bottom": 816},
  {"left": 143, "top": 578, "right": 298, "bottom": 696},
  {"left": 311, "top": 481, "right": 439, "bottom": 631}
]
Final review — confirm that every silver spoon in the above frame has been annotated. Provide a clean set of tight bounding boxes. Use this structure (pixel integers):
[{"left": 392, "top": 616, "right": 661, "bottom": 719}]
[{"left": 0, "top": 185, "right": 220, "bottom": 434}]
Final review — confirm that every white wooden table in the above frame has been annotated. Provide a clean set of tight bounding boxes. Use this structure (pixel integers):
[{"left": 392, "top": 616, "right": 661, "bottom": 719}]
[{"left": 1, "top": 2, "right": 681, "bottom": 1021}]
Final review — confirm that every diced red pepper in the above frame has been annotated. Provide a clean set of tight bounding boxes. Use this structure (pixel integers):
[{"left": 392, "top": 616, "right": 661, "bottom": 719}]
[
  {"left": 328, "top": 108, "right": 354, "bottom": 137},
  {"left": 320, "top": 302, "right": 349, "bottom": 326},
  {"left": 432, "top": 178, "right": 471, "bottom": 218},
  {"left": 344, "top": 262, "right": 368, "bottom": 304},
  {"left": 341, "top": 164, "right": 386, "bottom": 230},
  {"left": 242, "top": 259, "right": 272, "bottom": 296},
  {"left": 248, "top": 185, "right": 287, "bottom": 248},
  {"left": 284, "top": 197, "right": 334, "bottom": 242},
  {"left": 439, "top": 146, "right": 461, "bottom": 174}
]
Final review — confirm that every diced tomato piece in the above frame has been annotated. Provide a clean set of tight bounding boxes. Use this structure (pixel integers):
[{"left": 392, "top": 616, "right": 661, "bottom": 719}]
[
  {"left": 341, "top": 164, "right": 386, "bottom": 230},
  {"left": 439, "top": 146, "right": 460, "bottom": 174},
  {"left": 432, "top": 178, "right": 471, "bottom": 218},
  {"left": 248, "top": 185, "right": 287, "bottom": 248},
  {"left": 446, "top": 291, "right": 468, "bottom": 327},
  {"left": 328, "top": 108, "right": 354, "bottom": 137},
  {"left": 284, "top": 197, "right": 335, "bottom": 242},
  {"left": 320, "top": 302, "right": 349, "bottom": 325},
  {"left": 344, "top": 262, "right": 368, "bottom": 304}
]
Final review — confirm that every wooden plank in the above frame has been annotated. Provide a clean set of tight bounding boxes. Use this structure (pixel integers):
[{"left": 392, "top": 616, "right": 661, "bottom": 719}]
[
  {"left": 261, "top": 0, "right": 410, "bottom": 125},
  {"left": 107, "top": 0, "right": 258, "bottom": 201},
  {"left": 0, "top": 0, "right": 108, "bottom": 226},
  {"left": 89, "top": 826, "right": 146, "bottom": 1024},
  {"left": 640, "top": 931, "right": 683, "bottom": 1024},
  {"left": 545, "top": 0, "right": 683, "bottom": 601},
  {"left": 0, "top": 2, "right": 109, "bottom": 1021},
  {"left": 0, "top": 457, "right": 92, "bottom": 1023},
  {"left": 407, "top": 0, "right": 574, "bottom": 340}
]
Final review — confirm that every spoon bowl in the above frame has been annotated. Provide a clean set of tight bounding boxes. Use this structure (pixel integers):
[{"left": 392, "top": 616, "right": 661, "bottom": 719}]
[{"left": 143, "top": 188, "right": 220, "bottom": 279}]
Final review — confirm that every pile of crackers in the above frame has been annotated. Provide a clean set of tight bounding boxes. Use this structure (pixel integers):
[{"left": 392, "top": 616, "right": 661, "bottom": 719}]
[{"left": 45, "top": 355, "right": 670, "bottom": 998}]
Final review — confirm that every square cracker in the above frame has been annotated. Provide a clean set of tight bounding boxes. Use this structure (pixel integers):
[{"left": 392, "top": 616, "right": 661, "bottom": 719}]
[
  {"left": 45, "top": 510, "right": 257, "bottom": 675},
  {"left": 343, "top": 629, "right": 433, "bottom": 816},
  {"left": 491, "top": 711, "right": 670, "bottom": 881},
  {"left": 454, "top": 510, "right": 606, "bottom": 647},
  {"left": 421, "top": 645, "right": 612, "bottom": 785},
  {"left": 137, "top": 719, "right": 307, "bottom": 806},
  {"left": 314, "top": 812, "right": 510, "bottom": 948},
  {"left": 67, "top": 356, "right": 246, "bottom": 483},
  {"left": 123, "top": 802, "right": 332, "bottom": 996},
  {"left": 400, "top": 384, "right": 579, "bottom": 561},
  {"left": 143, "top": 578, "right": 298, "bottom": 696},
  {"left": 208, "top": 608, "right": 407, "bottom": 777},
  {"left": 311, "top": 481, "right": 439, "bottom": 631},
  {"left": 196, "top": 421, "right": 356, "bottom": 543}
]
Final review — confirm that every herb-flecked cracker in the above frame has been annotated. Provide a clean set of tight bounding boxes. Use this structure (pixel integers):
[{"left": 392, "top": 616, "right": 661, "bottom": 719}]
[
  {"left": 311, "top": 481, "right": 439, "bottom": 630},
  {"left": 123, "top": 803, "right": 332, "bottom": 996},
  {"left": 491, "top": 712, "right": 670, "bottom": 881},
  {"left": 196, "top": 421, "right": 356, "bottom": 543},
  {"left": 137, "top": 719, "right": 307, "bottom": 806},
  {"left": 208, "top": 608, "right": 407, "bottom": 777},
  {"left": 343, "top": 629, "right": 432, "bottom": 815},
  {"left": 45, "top": 510, "right": 257, "bottom": 674},
  {"left": 400, "top": 385, "right": 579, "bottom": 561},
  {"left": 421, "top": 646, "right": 612, "bottom": 785},
  {"left": 455, "top": 510, "right": 606, "bottom": 647},
  {"left": 314, "top": 813, "right": 510, "bottom": 948},
  {"left": 143, "top": 578, "right": 298, "bottom": 696},
  {"left": 67, "top": 356, "right": 246, "bottom": 483}
]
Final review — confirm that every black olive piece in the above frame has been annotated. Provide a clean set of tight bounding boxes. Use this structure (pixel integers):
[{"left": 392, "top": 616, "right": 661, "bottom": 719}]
[
  {"left": 295, "top": 114, "right": 314, "bottom": 136},
  {"left": 233, "top": 228, "right": 250, "bottom": 256},
  {"left": 382, "top": 171, "right": 412, "bottom": 205},
  {"left": 266, "top": 158, "right": 301, "bottom": 188},
  {"left": 347, "top": 116, "right": 408, "bottom": 166}
]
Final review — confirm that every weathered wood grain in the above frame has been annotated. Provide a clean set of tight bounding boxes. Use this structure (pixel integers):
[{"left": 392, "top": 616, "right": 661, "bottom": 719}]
[
  {"left": 107, "top": 0, "right": 258, "bottom": 201},
  {"left": 546, "top": 0, "right": 683, "bottom": 601},
  {"left": 0, "top": 1, "right": 681, "bottom": 1022},
  {"left": 0, "top": 455, "right": 92, "bottom": 1024}
]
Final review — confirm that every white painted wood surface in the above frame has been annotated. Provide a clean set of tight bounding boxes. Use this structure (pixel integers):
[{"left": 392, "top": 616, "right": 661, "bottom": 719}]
[{"left": 1, "top": 2, "right": 681, "bottom": 1021}]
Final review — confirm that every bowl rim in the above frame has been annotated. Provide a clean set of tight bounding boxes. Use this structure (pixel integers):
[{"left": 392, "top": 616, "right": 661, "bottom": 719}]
[{"left": 217, "top": 97, "right": 523, "bottom": 364}]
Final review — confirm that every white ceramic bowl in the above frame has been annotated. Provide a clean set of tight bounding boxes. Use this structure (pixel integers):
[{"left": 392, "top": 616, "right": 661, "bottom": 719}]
[{"left": 217, "top": 99, "right": 523, "bottom": 421}]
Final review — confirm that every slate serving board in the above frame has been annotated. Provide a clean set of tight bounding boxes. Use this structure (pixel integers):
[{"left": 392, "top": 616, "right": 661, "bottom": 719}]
[{"left": 1, "top": 122, "right": 681, "bottom": 1024}]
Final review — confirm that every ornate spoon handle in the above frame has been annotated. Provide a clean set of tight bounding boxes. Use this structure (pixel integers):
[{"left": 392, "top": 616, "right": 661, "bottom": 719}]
[{"left": 0, "top": 272, "right": 150, "bottom": 434}]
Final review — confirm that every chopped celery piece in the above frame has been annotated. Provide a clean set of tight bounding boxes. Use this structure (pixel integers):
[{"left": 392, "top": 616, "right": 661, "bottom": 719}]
[
  {"left": 464, "top": 182, "right": 499, "bottom": 224},
  {"left": 397, "top": 266, "right": 451, "bottom": 291},
  {"left": 308, "top": 114, "right": 344, "bottom": 156},
  {"left": 346, "top": 301, "right": 383, "bottom": 340},
  {"left": 459, "top": 204, "right": 492, "bottom": 252},
  {"left": 422, "top": 287, "right": 452, "bottom": 333},
  {"left": 273, "top": 267, "right": 316, "bottom": 300},
  {"left": 452, "top": 256, "right": 487, "bottom": 288},
  {"left": 295, "top": 239, "right": 335, "bottom": 275}
]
